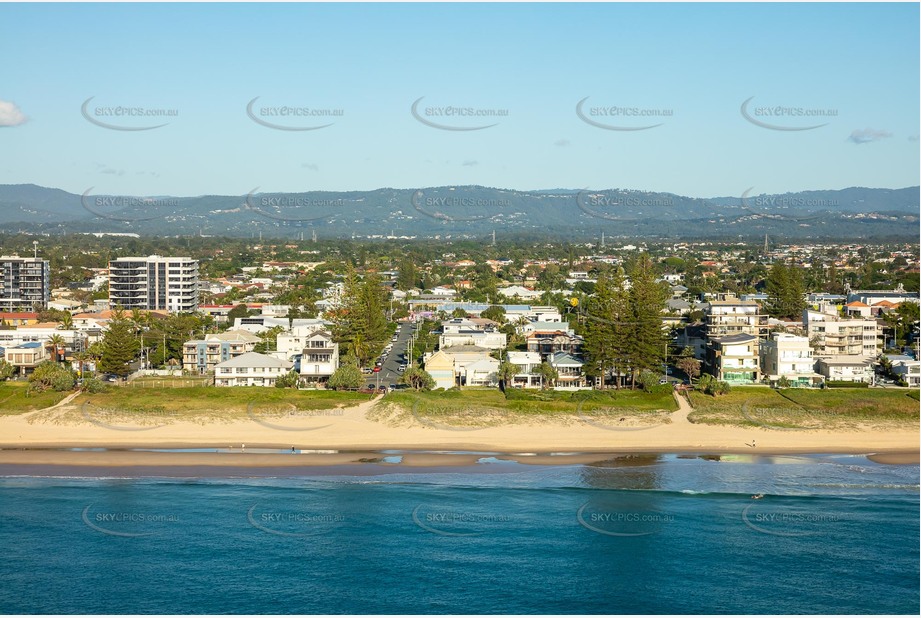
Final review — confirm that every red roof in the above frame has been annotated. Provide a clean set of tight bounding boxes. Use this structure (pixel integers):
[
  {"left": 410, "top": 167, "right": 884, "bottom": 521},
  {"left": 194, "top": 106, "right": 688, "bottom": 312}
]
[
  {"left": 845, "top": 301, "right": 869, "bottom": 307},
  {"left": 0, "top": 312, "right": 37, "bottom": 319}
]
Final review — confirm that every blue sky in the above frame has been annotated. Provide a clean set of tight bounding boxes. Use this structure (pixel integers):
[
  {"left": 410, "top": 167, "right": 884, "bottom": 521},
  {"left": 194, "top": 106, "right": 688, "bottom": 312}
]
[{"left": 1, "top": 2, "right": 918, "bottom": 198}]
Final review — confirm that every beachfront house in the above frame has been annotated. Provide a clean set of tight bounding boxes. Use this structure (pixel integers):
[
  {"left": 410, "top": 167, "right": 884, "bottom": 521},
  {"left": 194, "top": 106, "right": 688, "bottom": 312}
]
[
  {"left": 213, "top": 352, "right": 294, "bottom": 387},
  {"left": 507, "top": 351, "right": 542, "bottom": 388},
  {"left": 759, "top": 333, "right": 823, "bottom": 387},
  {"left": 423, "top": 350, "right": 457, "bottom": 390},
  {"left": 462, "top": 357, "right": 500, "bottom": 387},
  {"left": 182, "top": 330, "right": 261, "bottom": 375},
  {"left": 297, "top": 328, "right": 340, "bottom": 385},
  {"left": 814, "top": 356, "right": 874, "bottom": 384},
  {"left": 548, "top": 351, "right": 586, "bottom": 388},
  {"left": 705, "top": 333, "right": 760, "bottom": 384},
  {"left": 3, "top": 341, "right": 47, "bottom": 375},
  {"left": 526, "top": 329, "right": 583, "bottom": 362}
]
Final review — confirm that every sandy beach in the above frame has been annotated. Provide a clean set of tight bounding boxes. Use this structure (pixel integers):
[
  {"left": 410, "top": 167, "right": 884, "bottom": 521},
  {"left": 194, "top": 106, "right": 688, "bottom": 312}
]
[{"left": 0, "top": 393, "right": 917, "bottom": 470}]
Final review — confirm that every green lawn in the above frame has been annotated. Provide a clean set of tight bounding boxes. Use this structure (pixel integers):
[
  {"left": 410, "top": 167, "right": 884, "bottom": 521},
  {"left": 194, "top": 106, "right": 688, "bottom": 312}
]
[
  {"left": 0, "top": 382, "right": 70, "bottom": 415},
  {"left": 688, "top": 386, "right": 919, "bottom": 429},
  {"left": 374, "top": 387, "right": 677, "bottom": 427}
]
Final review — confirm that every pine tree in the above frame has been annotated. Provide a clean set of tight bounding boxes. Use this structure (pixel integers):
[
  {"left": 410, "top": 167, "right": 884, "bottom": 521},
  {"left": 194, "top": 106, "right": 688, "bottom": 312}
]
[
  {"left": 766, "top": 262, "right": 806, "bottom": 319},
  {"left": 99, "top": 316, "right": 140, "bottom": 377},
  {"left": 581, "top": 268, "right": 629, "bottom": 389},
  {"left": 623, "top": 254, "right": 669, "bottom": 388}
]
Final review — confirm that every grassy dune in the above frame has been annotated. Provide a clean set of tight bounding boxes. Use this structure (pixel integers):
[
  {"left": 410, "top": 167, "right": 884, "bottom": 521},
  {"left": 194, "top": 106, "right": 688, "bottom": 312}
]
[
  {"left": 688, "top": 386, "right": 919, "bottom": 429},
  {"left": 0, "top": 383, "right": 70, "bottom": 416},
  {"left": 373, "top": 388, "right": 677, "bottom": 428}
]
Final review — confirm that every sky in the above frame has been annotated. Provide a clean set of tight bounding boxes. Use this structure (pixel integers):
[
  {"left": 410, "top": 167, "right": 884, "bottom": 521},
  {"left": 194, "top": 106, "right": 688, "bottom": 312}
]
[{"left": 0, "top": 1, "right": 918, "bottom": 199}]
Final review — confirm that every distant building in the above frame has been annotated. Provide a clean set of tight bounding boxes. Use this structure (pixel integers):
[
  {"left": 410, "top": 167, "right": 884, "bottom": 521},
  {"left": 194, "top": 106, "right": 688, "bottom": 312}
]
[
  {"left": 108, "top": 256, "right": 199, "bottom": 313},
  {"left": 0, "top": 256, "right": 50, "bottom": 312}
]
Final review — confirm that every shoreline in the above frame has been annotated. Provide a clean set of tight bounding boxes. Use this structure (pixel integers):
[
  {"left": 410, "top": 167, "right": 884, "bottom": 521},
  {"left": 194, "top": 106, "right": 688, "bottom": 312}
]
[
  {"left": 0, "top": 447, "right": 916, "bottom": 477},
  {"left": 1, "top": 392, "right": 917, "bottom": 473}
]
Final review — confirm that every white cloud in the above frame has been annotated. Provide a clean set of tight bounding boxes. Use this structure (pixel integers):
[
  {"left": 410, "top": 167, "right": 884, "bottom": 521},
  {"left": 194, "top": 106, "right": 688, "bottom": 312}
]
[
  {"left": 0, "top": 100, "right": 27, "bottom": 127},
  {"left": 847, "top": 128, "right": 892, "bottom": 145}
]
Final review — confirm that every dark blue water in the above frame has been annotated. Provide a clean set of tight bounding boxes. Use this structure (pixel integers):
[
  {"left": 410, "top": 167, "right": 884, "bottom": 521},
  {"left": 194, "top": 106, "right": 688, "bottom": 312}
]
[{"left": 0, "top": 454, "right": 917, "bottom": 614}]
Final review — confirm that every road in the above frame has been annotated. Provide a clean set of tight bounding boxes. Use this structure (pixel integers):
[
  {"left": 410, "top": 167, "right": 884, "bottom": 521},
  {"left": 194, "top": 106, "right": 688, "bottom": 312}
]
[{"left": 366, "top": 321, "right": 414, "bottom": 389}]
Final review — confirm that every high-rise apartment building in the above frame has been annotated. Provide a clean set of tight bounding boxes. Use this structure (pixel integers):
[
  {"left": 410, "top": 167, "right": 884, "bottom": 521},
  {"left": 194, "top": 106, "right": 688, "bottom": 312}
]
[
  {"left": 108, "top": 256, "right": 199, "bottom": 313},
  {"left": 0, "top": 256, "right": 50, "bottom": 312}
]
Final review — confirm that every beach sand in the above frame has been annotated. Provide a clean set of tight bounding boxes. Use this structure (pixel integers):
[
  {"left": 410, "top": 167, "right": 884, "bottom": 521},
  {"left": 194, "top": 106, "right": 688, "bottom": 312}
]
[{"left": 0, "top": 393, "right": 917, "bottom": 470}]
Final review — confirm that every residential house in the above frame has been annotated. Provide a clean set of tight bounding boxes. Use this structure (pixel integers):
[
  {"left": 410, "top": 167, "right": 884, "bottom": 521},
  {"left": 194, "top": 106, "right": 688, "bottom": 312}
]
[
  {"left": 890, "top": 357, "right": 920, "bottom": 387},
  {"left": 705, "top": 333, "right": 760, "bottom": 384},
  {"left": 507, "top": 351, "right": 542, "bottom": 388},
  {"left": 3, "top": 341, "right": 47, "bottom": 375},
  {"left": 423, "top": 350, "right": 457, "bottom": 390},
  {"left": 182, "top": 330, "right": 261, "bottom": 375},
  {"left": 804, "top": 308, "right": 878, "bottom": 357},
  {"left": 498, "top": 285, "right": 542, "bottom": 301},
  {"left": 213, "top": 352, "right": 294, "bottom": 387},
  {"left": 843, "top": 301, "right": 872, "bottom": 318},
  {"left": 0, "top": 312, "right": 38, "bottom": 327},
  {"left": 439, "top": 318, "right": 507, "bottom": 350},
  {"left": 548, "top": 352, "right": 586, "bottom": 388},
  {"left": 297, "top": 329, "right": 340, "bottom": 384},
  {"left": 527, "top": 329, "right": 583, "bottom": 362},
  {"left": 462, "top": 357, "right": 500, "bottom": 387},
  {"left": 759, "top": 333, "right": 822, "bottom": 387},
  {"left": 704, "top": 295, "right": 769, "bottom": 339},
  {"left": 815, "top": 356, "right": 874, "bottom": 383}
]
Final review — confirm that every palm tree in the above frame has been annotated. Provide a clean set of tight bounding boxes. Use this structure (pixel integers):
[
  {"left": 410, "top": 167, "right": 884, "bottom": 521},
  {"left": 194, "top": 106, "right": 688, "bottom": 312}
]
[
  {"left": 46, "top": 334, "right": 67, "bottom": 363},
  {"left": 59, "top": 312, "right": 74, "bottom": 331}
]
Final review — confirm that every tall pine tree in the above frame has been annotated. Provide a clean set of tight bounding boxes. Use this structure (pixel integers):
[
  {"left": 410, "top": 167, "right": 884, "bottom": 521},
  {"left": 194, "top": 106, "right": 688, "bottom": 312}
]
[{"left": 624, "top": 254, "right": 669, "bottom": 389}]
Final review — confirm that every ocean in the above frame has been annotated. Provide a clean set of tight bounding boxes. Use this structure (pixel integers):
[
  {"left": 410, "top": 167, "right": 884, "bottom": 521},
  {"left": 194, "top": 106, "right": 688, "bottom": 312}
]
[{"left": 0, "top": 453, "right": 917, "bottom": 614}]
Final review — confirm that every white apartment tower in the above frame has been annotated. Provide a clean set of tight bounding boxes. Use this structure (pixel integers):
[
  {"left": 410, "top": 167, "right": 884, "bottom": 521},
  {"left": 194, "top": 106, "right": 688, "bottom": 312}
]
[
  {"left": 108, "top": 255, "right": 199, "bottom": 313},
  {"left": 0, "top": 256, "right": 51, "bottom": 312}
]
